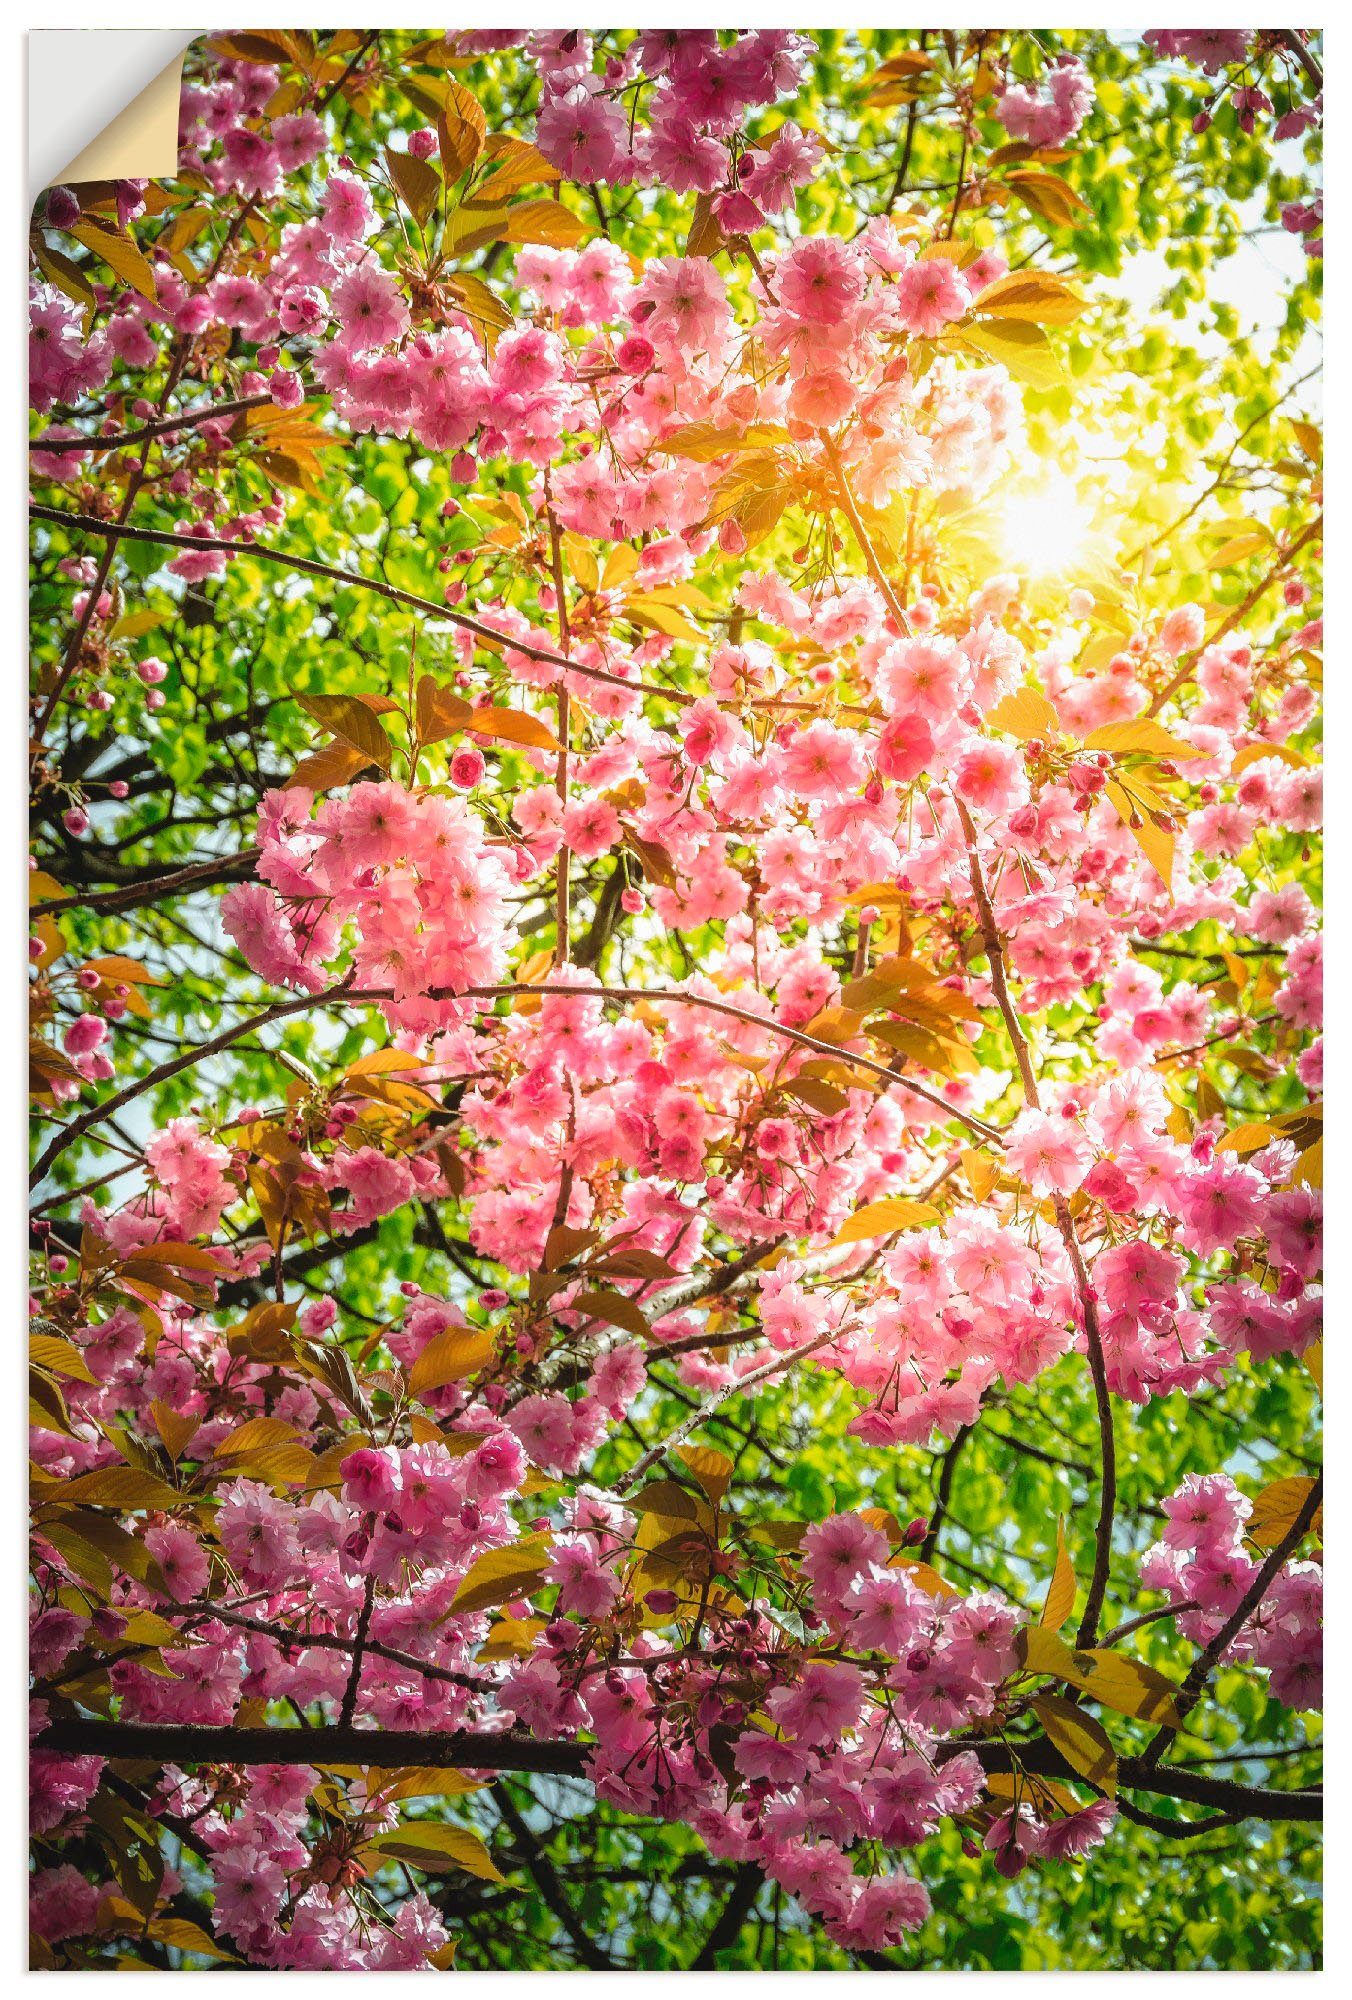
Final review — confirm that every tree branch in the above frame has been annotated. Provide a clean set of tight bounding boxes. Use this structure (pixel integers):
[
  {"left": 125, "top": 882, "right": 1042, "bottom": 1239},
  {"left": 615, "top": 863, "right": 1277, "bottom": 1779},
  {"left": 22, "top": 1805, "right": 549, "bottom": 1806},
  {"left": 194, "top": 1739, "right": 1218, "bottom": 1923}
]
[
  {"left": 614, "top": 1327, "right": 839, "bottom": 1495},
  {"left": 30, "top": 504, "right": 691, "bottom": 712},
  {"left": 491, "top": 1783, "right": 614, "bottom": 1969},
  {"left": 953, "top": 797, "right": 1117, "bottom": 1645},
  {"left": 34, "top": 1718, "right": 1321, "bottom": 1823},
  {"left": 31, "top": 849, "right": 259, "bottom": 922},
  {"left": 30, "top": 393, "right": 273, "bottom": 459},
  {"left": 691, "top": 1860, "right": 763, "bottom": 1967},
  {"left": 1147, "top": 513, "right": 1322, "bottom": 717},
  {"left": 33, "top": 972, "right": 1004, "bottom": 1184},
  {"left": 30, "top": 985, "right": 351, "bottom": 1186},
  {"left": 1139, "top": 1470, "right": 1323, "bottom": 1771}
]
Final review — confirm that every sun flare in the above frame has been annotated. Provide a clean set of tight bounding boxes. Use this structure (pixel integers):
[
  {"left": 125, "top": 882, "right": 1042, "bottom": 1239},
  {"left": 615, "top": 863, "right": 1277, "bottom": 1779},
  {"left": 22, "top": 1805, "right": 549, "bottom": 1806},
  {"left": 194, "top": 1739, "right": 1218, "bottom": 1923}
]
[{"left": 999, "top": 470, "right": 1096, "bottom": 576}]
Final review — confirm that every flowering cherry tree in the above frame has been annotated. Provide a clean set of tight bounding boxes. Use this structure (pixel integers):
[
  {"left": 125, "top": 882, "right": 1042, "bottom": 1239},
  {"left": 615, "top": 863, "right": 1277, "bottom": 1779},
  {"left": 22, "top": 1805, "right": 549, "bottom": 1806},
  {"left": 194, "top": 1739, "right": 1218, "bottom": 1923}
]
[{"left": 29, "top": 27, "right": 1322, "bottom": 1970}]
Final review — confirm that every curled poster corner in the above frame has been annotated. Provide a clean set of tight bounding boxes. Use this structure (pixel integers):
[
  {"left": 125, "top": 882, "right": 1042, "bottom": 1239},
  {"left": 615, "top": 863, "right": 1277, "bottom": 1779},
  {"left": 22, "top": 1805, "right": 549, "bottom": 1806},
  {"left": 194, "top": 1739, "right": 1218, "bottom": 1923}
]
[{"left": 28, "top": 29, "right": 198, "bottom": 201}]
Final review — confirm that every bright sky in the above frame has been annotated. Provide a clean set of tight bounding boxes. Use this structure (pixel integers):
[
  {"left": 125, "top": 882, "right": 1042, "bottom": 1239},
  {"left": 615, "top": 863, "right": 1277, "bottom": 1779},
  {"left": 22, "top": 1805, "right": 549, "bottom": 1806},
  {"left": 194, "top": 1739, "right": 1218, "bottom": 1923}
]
[{"left": 1109, "top": 186, "right": 1322, "bottom": 397}]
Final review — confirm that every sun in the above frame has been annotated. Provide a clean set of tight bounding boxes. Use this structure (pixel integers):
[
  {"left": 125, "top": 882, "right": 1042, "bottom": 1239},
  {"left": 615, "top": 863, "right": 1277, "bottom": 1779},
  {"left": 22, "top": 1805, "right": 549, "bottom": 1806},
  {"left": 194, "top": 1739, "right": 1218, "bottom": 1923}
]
[{"left": 998, "top": 470, "right": 1096, "bottom": 576}]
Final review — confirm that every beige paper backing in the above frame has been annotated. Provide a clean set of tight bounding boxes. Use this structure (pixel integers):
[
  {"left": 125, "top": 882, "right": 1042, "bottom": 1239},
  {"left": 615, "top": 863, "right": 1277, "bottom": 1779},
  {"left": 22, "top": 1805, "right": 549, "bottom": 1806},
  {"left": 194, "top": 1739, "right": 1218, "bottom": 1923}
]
[{"left": 56, "top": 53, "right": 187, "bottom": 188}]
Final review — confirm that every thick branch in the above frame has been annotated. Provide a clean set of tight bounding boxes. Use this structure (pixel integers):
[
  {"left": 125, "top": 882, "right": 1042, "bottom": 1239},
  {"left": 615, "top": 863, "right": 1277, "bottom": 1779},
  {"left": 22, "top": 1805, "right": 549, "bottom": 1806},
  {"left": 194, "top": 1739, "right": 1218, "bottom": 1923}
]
[
  {"left": 1279, "top": 29, "right": 1323, "bottom": 93},
  {"left": 919, "top": 1422, "right": 972, "bottom": 1564},
  {"left": 31, "top": 849, "right": 259, "bottom": 922},
  {"left": 943, "top": 1737, "right": 1318, "bottom": 1823},
  {"left": 34, "top": 1719, "right": 1320, "bottom": 1823},
  {"left": 691, "top": 1861, "right": 763, "bottom": 1967},
  {"left": 38, "top": 1717, "right": 588, "bottom": 1775},
  {"left": 30, "top": 394, "right": 272, "bottom": 459}
]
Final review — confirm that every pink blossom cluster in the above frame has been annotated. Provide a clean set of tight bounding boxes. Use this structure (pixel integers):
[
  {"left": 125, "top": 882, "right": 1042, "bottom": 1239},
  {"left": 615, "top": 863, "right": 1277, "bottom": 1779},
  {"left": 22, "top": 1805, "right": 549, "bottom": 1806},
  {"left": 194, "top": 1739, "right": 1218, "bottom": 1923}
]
[
  {"left": 29, "top": 1246, "right": 1123, "bottom": 1962},
  {"left": 1143, "top": 29, "right": 1322, "bottom": 251},
  {"left": 995, "top": 57, "right": 1095, "bottom": 147},
  {"left": 80, "top": 545, "right": 1325, "bottom": 1452},
  {"left": 222, "top": 780, "right": 515, "bottom": 1031},
  {"left": 532, "top": 28, "right": 817, "bottom": 226},
  {"left": 484, "top": 1506, "right": 1115, "bottom": 1950},
  {"left": 1142, "top": 32, "right": 1253, "bottom": 74},
  {"left": 29, "top": 286, "right": 112, "bottom": 415},
  {"left": 1142, "top": 1473, "right": 1322, "bottom": 1710}
]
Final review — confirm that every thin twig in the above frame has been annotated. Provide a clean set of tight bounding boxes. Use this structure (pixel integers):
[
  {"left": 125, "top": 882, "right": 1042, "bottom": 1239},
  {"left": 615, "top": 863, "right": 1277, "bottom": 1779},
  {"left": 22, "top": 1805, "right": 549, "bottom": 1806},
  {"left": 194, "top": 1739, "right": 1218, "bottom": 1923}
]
[{"left": 30, "top": 505, "right": 693, "bottom": 711}]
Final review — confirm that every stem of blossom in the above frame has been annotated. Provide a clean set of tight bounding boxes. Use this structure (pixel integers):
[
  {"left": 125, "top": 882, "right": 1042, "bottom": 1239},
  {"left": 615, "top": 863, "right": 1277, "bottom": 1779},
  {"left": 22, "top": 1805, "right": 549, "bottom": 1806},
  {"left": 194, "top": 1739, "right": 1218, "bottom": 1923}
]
[
  {"left": 1138, "top": 1470, "right": 1322, "bottom": 1771},
  {"left": 954, "top": 799, "right": 1040, "bottom": 1105},
  {"left": 314, "top": 28, "right": 379, "bottom": 110},
  {"left": 1122, "top": 363, "right": 1321, "bottom": 571},
  {"left": 1053, "top": 1196, "right": 1118, "bottom": 1649},
  {"left": 953, "top": 797, "right": 1117, "bottom": 1647},
  {"left": 35, "top": 1718, "right": 592, "bottom": 1776},
  {"left": 818, "top": 432, "right": 912, "bottom": 635},
  {"left": 692, "top": 1862, "right": 764, "bottom": 1968},
  {"left": 614, "top": 1327, "right": 839, "bottom": 1495},
  {"left": 642, "top": 1237, "right": 788, "bottom": 1322},
  {"left": 544, "top": 474, "right": 572, "bottom": 964}
]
